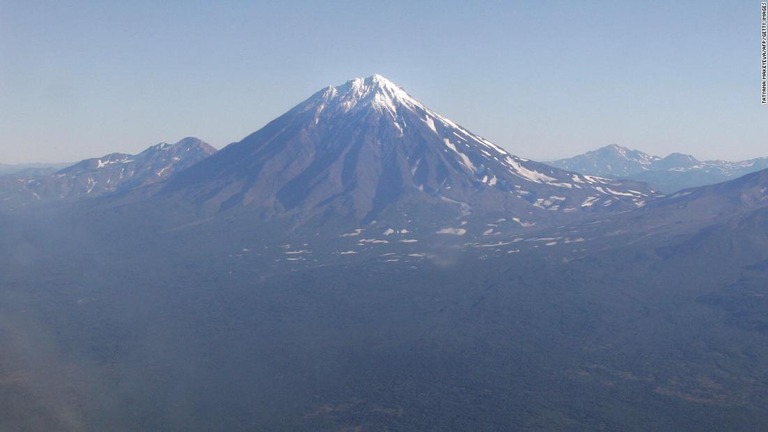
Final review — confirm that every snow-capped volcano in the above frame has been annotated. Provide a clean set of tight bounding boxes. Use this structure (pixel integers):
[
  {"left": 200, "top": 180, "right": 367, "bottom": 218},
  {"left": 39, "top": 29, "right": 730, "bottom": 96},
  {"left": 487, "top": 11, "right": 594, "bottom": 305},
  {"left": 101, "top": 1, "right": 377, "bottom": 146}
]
[
  {"left": 167, "top": 75, "right": 653, "bottom": 229},
  {"left": 314, "top": 74, "right": 417, "bottom": 116}
]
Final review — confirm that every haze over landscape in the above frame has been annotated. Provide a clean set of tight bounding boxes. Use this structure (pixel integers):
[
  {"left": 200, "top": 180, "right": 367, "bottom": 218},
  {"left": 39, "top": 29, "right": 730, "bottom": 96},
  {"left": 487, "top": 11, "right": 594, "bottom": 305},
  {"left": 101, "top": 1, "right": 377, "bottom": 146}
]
[{"left": 2, "top": 2, "right": 768, "bottom": 431}]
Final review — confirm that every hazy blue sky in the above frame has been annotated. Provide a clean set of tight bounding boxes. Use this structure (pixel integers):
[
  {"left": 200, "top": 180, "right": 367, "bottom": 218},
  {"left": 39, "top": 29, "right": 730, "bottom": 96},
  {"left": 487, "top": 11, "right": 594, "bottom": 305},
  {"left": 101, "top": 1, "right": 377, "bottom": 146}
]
[{"left": 1, "top": 1, "right": 764, "bottom": 163}]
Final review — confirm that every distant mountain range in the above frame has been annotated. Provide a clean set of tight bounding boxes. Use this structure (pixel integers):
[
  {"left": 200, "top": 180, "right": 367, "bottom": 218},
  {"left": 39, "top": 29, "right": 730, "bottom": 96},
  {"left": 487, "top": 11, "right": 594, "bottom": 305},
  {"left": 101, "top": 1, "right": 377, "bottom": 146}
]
[{"left": 550, "top": 144, "right": 768, "bottom": 192}]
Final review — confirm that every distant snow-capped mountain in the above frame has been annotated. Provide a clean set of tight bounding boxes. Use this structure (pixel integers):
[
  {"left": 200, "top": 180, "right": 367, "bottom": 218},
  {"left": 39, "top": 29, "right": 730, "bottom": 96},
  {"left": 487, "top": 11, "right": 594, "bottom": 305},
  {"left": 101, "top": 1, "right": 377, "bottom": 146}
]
[
  {"left": 53, "top": 137, "right": 216, "bottom": 196},
  {"left": 165, "top": 75, "right": 654, "bottom": 233},
  {"left": 549, "top": 144, "right": 661, "bottom": 178},
  {"left": 0, "top": 137, "right": 216, "bottom": 206},
  {"left": 550, "top": 144, "right": 768, "bottom": 192}
]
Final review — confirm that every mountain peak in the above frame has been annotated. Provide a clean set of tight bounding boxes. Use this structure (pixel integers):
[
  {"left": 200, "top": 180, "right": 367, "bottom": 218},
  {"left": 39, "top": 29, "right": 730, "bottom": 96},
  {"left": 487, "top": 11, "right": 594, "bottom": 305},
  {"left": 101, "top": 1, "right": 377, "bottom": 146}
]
[
  {"left": 348, "top": 73, "right": 397, "bottom": 89},
  {"left": 593, "top": 144, "right": 644, "bottom": 160},
  {"left": 316, "top": 74, "right": 419, "bottom": 116},
  {"left": 550, "top": 144, "right": 659, "bottom": 178},
  {"left": 142, "top": 137, "right": 215, "bottom": 155},
  {"left": 348, "top": 74, "right": 402, "bottom": 93},
  {"left": 604, "top": 144, "right": 630, "bottom": 153}
]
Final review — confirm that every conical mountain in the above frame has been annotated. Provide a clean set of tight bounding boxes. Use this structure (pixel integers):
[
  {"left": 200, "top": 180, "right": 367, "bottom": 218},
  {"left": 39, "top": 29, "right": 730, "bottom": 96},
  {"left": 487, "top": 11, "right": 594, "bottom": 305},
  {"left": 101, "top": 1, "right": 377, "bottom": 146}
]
[{"left": 167, "top": 75, "right": 653, "bottom": 230}]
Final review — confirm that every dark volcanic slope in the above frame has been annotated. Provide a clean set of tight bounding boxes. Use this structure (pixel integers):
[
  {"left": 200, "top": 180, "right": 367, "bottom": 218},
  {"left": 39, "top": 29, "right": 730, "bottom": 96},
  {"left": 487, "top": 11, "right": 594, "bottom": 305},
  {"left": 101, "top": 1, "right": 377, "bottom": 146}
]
[
  {"left": 592, "top": 168, "right": 768, "bottom": 239},
  {"left": 166, "top": 75, "right": 653, "bottom": 230},
  {"left": 1, "top": 183, "right": 767, "bottom": 431},
  {"left": 514, "top": 168, "right": 768, "bottom": 266}
]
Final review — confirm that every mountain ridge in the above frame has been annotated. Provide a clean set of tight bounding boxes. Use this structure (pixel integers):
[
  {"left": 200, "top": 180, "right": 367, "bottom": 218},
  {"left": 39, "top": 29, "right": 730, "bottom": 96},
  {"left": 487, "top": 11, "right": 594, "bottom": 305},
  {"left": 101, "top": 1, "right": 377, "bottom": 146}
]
[
  {"left": 551, "top": 144, "right": 768, "bottom": 192},
  {"left": 0, "top": 137, "right": 216, "bottom": 208}
]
